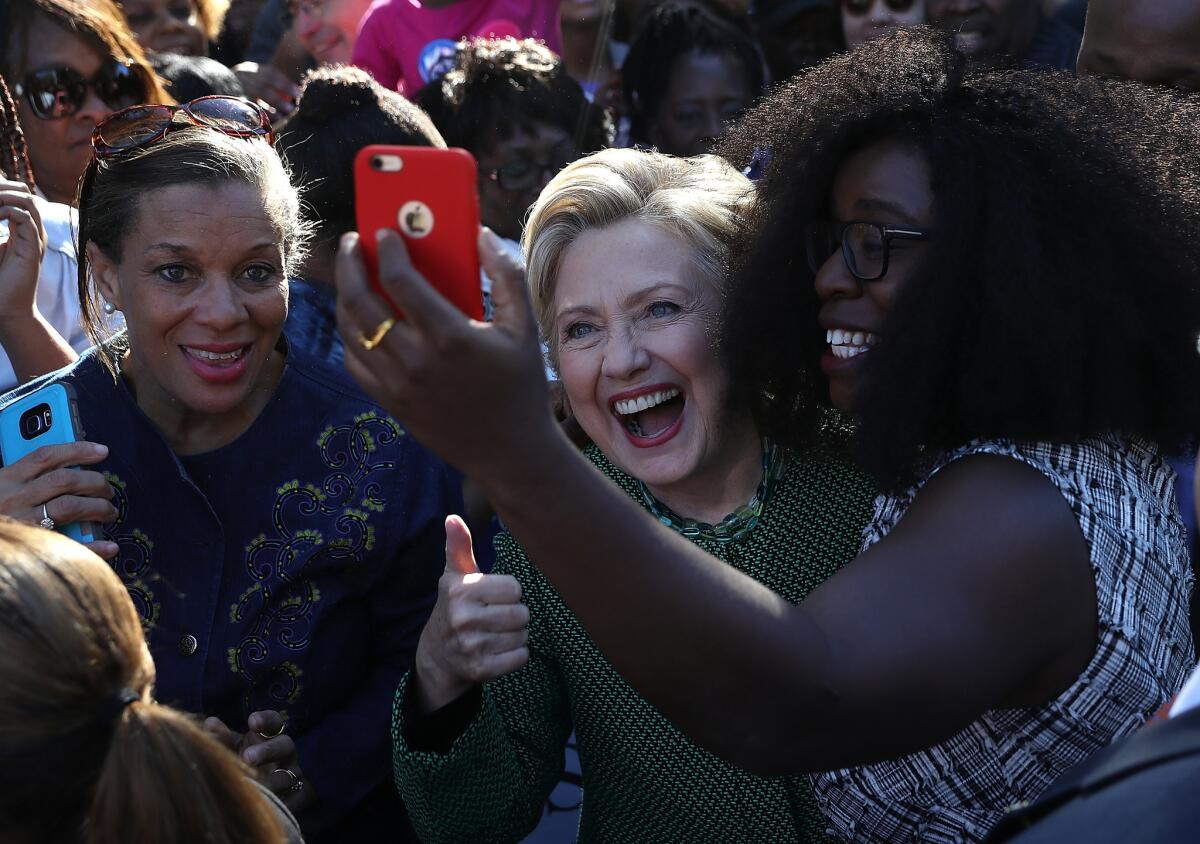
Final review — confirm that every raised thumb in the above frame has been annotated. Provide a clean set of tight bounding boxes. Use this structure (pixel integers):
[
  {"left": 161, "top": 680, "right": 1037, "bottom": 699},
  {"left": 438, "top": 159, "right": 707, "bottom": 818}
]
[{"left": 444, "top": 514, "right": 479, "bottom": 575}]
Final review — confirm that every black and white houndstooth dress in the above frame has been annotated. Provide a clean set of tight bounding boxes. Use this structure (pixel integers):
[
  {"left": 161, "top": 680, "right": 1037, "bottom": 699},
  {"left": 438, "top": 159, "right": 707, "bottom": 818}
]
[{"left": 812, "top": 436, "right": 1195, "bottom": 844}]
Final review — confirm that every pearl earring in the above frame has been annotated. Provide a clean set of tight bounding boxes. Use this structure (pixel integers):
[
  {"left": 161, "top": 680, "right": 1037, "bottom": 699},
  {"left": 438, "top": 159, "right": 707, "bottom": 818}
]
[{"left": 102, "top": 302, "right": 116, "bottom": 315}]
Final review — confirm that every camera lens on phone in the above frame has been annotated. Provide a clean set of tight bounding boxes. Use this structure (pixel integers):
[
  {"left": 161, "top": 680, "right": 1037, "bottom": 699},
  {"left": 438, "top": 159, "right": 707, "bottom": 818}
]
[{"left": 19, "top": 404, "right": 52, "bottom": 440}]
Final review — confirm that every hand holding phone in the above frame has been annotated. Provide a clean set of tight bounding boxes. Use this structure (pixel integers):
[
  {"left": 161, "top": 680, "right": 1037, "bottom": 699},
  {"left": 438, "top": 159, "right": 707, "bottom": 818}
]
[
  {"left": 0, "top": 384, "right": 116, "bottom": 550},
  {"left": 334, "top": 224, "right": 551, "bottom": 487},
  {"left": 354, "top": 145, "right": 484, "bottom": 321}
]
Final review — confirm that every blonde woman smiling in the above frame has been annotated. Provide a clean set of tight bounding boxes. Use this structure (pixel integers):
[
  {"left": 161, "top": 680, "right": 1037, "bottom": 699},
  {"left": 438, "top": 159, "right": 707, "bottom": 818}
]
[{"left": 390, "top": 149, "right": 876, "bottom": 843}]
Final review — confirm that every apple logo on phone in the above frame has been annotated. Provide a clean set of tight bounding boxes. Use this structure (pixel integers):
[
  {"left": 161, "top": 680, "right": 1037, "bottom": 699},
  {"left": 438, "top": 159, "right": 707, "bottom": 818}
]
[{"left": 399, "top": 201, "right": 434, "bottom": 239}]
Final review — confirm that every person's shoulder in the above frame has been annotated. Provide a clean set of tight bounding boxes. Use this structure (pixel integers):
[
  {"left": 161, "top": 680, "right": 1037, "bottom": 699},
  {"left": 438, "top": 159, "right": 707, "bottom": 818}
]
[
  {"left": 284, "top": 342, "right": 378, "bottom": 409},
  {"left": 492, "top": 526, "right": 554, "bottom": 598},
  {"left": 249, "top": 779, "right": 306, "bottom": 843},
  {"left": 942, "top": 436, "right": 1166, "bottom": 500},
  {"left": 919, "top": 438, "right": 1070, "bottom": 483},
  {"left": 0, "top": 347, "right": 107, "bottom": 409},
  {"left": 492, "top": 527, "right": 528, "bottom": 566},
  {"left": 360, "top": 0, "right": 406, "bottom": 27}
]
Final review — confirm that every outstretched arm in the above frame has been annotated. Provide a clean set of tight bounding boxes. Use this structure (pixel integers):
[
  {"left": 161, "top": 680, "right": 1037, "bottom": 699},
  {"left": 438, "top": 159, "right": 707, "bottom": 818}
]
[{"left": 334, "top": 230, "right": 1098, "bottom": 775}]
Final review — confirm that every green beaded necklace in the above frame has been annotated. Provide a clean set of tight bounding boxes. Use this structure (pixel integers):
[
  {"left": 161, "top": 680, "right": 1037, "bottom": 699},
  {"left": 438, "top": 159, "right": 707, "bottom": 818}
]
[{"left": 637, "top": 441, "right": 788, "bottom": 544}]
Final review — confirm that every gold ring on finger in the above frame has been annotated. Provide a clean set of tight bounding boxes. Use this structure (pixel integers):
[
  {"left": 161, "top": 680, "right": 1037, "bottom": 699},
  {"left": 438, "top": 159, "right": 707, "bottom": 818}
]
[{"left": 358, "top": 317, "right": 396, "bottom": 351}]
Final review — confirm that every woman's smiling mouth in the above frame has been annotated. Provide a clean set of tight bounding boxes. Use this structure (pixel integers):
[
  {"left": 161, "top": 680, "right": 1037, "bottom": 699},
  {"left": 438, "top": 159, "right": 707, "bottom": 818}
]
[
  {"left": 611, "top": 385, "right": 687, "bottom": 447},
  {"left": 826, "top": 328, "right": 879, "bottom": 360},
  {"left": 181, "top": 344, "right": 252, "bottom": 383}
]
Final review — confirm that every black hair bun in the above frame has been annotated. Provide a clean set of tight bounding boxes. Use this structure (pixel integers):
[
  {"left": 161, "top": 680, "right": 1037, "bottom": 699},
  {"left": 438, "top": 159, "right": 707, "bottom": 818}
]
[{"left": 293, "top": 65, "right": 382, "bottom": 122}]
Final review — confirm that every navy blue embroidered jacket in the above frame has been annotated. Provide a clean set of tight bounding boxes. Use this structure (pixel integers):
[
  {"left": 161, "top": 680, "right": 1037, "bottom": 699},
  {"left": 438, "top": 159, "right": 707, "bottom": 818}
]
[{"left": 0, "top": 339, "right": 458, "bottom": 836}]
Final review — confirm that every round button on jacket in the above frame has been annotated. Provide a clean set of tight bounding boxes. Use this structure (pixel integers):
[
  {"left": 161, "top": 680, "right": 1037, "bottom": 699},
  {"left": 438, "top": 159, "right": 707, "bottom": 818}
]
[{"left": 178, "top": 634, "right": 199, "bottom": 656}]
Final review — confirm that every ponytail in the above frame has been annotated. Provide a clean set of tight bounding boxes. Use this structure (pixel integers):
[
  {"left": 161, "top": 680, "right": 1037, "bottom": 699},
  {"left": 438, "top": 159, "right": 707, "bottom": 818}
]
[
  {"left": 0, "top": 522, "right": 285, "bottom": 843},
  {"left": 87, "top": 703, "right": 285, "bottom": 844}
]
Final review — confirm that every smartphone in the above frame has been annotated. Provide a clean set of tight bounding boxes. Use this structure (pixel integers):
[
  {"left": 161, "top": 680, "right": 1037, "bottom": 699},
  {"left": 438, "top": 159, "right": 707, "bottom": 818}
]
[
  {"left": 0, "top": 382, "right": 99, "bottom": 544},
  {"left": 354, "top": 145, "right": 485, "bottom": 321}
]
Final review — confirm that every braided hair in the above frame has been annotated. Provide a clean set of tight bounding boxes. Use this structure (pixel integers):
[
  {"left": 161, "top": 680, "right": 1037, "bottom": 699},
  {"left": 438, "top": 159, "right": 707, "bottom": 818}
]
[{"left": 0, "top": 74, "right": 35, "bottom": 187}]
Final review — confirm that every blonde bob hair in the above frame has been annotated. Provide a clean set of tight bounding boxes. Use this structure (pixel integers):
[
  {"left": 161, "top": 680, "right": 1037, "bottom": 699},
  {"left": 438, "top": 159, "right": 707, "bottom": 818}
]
[{"left": 521, "top": 148, "right": 755, "bottom": 361}]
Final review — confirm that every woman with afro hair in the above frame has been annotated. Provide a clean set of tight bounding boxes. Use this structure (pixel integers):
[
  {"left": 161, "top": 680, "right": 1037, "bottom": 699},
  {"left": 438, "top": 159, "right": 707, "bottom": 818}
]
[{"left": 331, "top": 26, "right": 1200, "bottom": 843}]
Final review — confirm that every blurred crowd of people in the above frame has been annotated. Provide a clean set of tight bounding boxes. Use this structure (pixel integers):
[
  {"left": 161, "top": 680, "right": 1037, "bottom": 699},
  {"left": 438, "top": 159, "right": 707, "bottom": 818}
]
[{"left": 1, "top": 0, "right": 1200, "bottom": 842}]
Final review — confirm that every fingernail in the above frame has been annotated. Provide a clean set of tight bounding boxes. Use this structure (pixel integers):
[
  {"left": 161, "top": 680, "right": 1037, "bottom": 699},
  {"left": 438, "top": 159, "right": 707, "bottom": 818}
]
[
  {"left": 91, "top": 443, "right": 109, "bottom": 457},
  {"left": 376, "top": 228, "right": 393, "bottom": 242},
  {"left": 244, "top": 748, "right": 259, "bottom": 765}
]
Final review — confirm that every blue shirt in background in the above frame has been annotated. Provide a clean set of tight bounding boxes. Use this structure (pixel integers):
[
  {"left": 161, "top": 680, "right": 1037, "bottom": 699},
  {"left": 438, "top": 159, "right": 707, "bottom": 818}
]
[{"left": 286, "top": 278, "right": 343, "bottom": 368}]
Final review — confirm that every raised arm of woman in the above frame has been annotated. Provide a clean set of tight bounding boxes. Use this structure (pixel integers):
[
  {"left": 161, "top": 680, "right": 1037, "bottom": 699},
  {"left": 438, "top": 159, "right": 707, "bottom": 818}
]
[
  {"left": 333, "top": 230, "right": 1101, "bottom": 777},
  {"left": 393, "top": 521, "right": 575, "bottom": 844},
  {"left": 0, "top": 181, "right": 77, "bottom": 385}
]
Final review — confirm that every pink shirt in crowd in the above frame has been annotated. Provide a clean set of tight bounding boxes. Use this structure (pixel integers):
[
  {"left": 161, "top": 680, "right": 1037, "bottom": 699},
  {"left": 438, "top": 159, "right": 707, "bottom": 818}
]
[{"left": 351, "top": 0, "right": 562, "bottom": 95}]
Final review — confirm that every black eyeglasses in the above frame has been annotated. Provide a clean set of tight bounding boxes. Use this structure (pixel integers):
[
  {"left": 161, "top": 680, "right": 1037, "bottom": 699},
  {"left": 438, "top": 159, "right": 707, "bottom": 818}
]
[
  {"left": 92, "top": 95, "right": 274, "bottom": 158},
  {"left": 14, "top": 61, "right": 150, "bottom": 121},
  {"left": 842, "top": 0, "right": 918, "bottom": 15},
  {"left": 804, "top": 220, "right": 929, "bottom": 281},
  {"left": 486, "top": 144, "right": 575, "bottom": 192}
]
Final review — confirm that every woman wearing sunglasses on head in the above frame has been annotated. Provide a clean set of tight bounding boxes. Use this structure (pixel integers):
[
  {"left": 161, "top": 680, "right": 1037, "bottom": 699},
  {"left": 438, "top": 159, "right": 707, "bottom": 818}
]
[
  {"left": 840, "top": 0, "right": 924, "bottom": 47},
  {"left": 0, "top": 95, "right": 459, "bottom": 842},
  {"left": 333, "top": 28, "right": 1200, "bottom": 842},
  {"left": 0, "top": 0, "right": 170, "bottom": 207}
]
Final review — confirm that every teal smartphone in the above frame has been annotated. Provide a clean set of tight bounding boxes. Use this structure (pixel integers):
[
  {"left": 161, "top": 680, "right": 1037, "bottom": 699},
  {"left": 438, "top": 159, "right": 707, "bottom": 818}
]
[{"left": 0, "top": 382, "right": 99, "bottom": 544}]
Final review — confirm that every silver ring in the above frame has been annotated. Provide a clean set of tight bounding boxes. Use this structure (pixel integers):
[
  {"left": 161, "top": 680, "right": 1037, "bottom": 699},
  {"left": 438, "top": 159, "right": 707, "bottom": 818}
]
[
  {"left": 257, "top": 722, "right": 285, "bottom": 739},
  {"left": 39, "top": 504, "right": 55, "bottom": 531},
  {"left": 273, "top": 767, "right": 304, "bottom": 793}
]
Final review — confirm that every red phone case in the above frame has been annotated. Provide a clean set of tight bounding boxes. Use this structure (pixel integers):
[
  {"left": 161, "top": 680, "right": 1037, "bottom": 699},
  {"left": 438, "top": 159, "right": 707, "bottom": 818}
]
[{"left": 354, "top": 145, "right": 484, "bottom": 321}]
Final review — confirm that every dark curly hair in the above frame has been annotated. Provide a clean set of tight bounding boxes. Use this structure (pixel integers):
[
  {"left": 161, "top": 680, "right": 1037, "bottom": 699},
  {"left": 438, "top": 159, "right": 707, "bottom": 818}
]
[
  {"left": 278, "top": 64, "right": 444, "bottom": 248},
  {"left": 414, "top": 37, "right": 612, "bottom": 157},
  {"left": 719, "top": 27, "right": 1200, "bottom": 489}
]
